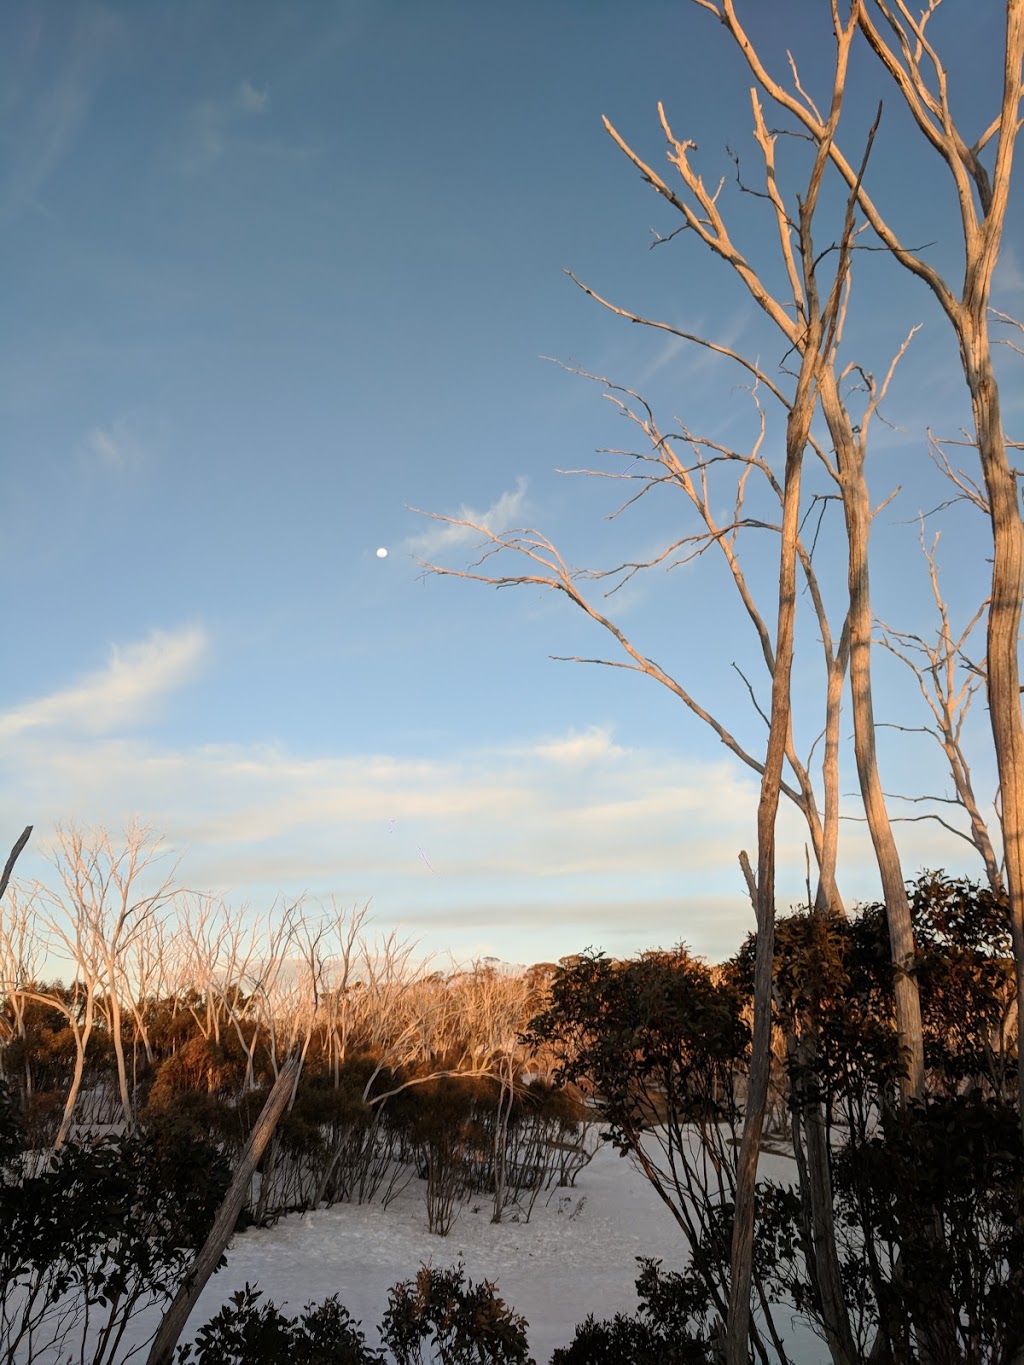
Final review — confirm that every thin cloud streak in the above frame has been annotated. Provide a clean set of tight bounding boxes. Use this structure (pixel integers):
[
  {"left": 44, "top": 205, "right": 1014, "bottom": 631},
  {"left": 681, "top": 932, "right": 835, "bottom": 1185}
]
[
  {"left": 404, "top": 477, "right": 529, "bottom": 558},
  {"left": 83, "top": 414, "right": 153, "bottom": 473},
  {"left": 1, "top": 693, "right": 966, "bottom": 964},
  {"left": 0, "top": 8, "right": 118, "bottom": 219},
  {"left": 0, "top": 626, "right": 207, "bottom": 739},
  {"left": 238, "top": 81, "right": 269, "bottom": 115}
]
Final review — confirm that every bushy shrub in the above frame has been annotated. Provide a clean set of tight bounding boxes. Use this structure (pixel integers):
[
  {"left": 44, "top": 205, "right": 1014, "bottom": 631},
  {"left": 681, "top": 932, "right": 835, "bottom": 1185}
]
[
  {"left": 176, "top": 1283, "right": 382, "bottom": 1364},
  {"left": 148, "top": 1034, "right": 246, "bottom": 1102},
  {"left": 0, "top": 1111, "right": 230, "bottom": 1365},
  {"left": 837, "top": 1093, "right": 1024, "bottom": 1361},
  {"left": 525, "top": 948, "right": 747, "bottom": 1137},
  {"left": 380, "top": 1261, "right": 533, "bottom": 1365},
  {"left": 550, "top": 1258, "right": 716, "bottom": 1364},
  {"left": 180, "top": 1263, "right": 532, "bottom": 1365}
]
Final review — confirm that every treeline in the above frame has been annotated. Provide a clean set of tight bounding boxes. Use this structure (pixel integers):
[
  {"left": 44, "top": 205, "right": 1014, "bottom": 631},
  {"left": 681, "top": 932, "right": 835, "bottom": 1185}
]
[
  {"left": 0, "top": 826, "right": 602, "bottom": 1235},
  {"left": 1, "top": 824, "right": 1022, "bottom": 1361}
]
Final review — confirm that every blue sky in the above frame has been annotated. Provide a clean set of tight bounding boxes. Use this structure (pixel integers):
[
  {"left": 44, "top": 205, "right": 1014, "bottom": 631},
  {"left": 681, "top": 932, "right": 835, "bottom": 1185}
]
[{"left": 1, "top": 1, "right": 1020, "bottom": 965}]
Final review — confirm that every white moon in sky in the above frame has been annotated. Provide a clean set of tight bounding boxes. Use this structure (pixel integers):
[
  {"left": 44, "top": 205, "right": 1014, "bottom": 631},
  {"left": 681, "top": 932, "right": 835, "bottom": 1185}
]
[{"left": 376, "top": 547, "right": 388, "bottom": 558}]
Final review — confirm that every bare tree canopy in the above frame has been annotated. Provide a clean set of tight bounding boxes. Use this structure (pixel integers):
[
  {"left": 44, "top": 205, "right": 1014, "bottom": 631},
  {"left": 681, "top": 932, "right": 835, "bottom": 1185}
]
[{"left": 415, "top": 2, "right": 1024, "bottom": 1355}]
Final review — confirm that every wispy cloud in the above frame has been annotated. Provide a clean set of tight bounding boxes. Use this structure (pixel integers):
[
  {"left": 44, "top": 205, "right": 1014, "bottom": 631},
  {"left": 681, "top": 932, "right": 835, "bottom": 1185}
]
[
  {"left": 629, "top": 306, "right": 752, "bottom": 396},
  {"left": 404, "top": 477, "right": 529, "bottom": 559},
  {"left": 0, "top": 626, "right": 207, "bottom": 739},
  {"left": 82, "top": 414, "right": 152, "bottom": 473},
  {"left": 0, "top": 704, "right": 977, "bottom": 960},
  {"left": 532, "top": 726, "right": 625, "bottom": 765},
  {"left": 238, "top": 81, "right": 269, "bottom": 115},
  {"left": 180, "top": 78, "right": 270, "bottom": 172},
  {"left": 0, "top": 647, "right": 985, "bottom": 964},
  {"left": 0, "top": 9, "right": 119, "bottom": 219}
]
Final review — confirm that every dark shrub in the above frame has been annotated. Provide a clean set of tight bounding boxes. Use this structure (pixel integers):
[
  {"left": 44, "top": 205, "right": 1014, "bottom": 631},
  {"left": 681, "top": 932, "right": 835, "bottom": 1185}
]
[
  {"left": 176, "top": 1284, "right": 382, "bottom": 1364},
  {"left": 381, "top": 1261, "right": 533, "bottom": 1365}
]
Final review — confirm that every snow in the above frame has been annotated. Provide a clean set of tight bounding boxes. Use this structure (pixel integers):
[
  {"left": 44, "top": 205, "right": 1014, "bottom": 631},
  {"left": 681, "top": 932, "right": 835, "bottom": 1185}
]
[
  {"left": 175, "top": 1141, "right": 823, "bottom": 1363},
  {"left": 8, "top": 1132, "right": 825, "bottom": 1362}
]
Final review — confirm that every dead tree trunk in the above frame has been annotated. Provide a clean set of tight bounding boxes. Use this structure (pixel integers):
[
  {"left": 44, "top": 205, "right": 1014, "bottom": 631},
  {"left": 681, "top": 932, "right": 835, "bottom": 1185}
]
[
  {"left": 0, "top": 827, "right": 31, "bottom": 902},
  {"left": 145, "top": 1054, "right": 301, "bottom": 1365},
  {"left": 822, "top": 369, "right": 926, "bottom": 1101},
  {"left": 964, "top": 306, "right": 1024, "bottom": 1128}
]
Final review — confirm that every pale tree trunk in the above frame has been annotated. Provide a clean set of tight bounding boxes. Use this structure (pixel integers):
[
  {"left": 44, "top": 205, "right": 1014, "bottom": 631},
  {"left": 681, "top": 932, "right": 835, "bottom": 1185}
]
[
  {"left": 107, "top": 966, "right": 134, "bottom": 1127},
  {"left": 967, "top": 318, "right": 1024, "bottom": 1126},
  {"left": 728, "top": 17, "right": 872, "bottom": 1351},
  {"left": 822, "top": 370, "right": 926, "bottom": 1101},
  {"left": 52, "top": 985, "right": 96, "bottom": 1149},
  {"left": 727, "top": 275, "right": 823, "bottom": 1363},
  {"left": 850, "top": 0, "right": 1024, "bottom": 1123},
  {"left": 817, "top": 630, "right": 850, "bottom": 913}
]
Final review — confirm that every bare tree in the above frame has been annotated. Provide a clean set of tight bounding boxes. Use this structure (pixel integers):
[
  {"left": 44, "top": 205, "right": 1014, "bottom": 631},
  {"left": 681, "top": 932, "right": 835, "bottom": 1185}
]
[
  {"left": 702, "top": 0, "right": 1024, "bottom": 1130},
  {"left": 878, "top": 521, "right": 1002, "bottom": 893},
  {"left": 319, "top": 899, "right": 372, "bottom": 1083},
  {"left": 41, "top": 822, "right": 178, "bottom": 1131},
  {"left": 0, "top": 827, "right": 36, "bottom": 1090},
  {"left": 0, "top": 882, "right": 44, "bottom": 1094},
  {"left": 120, "top": 903, "right": 178, "bottom": 1075},
  {"left": 445, "top": 961, "right": 536, "bottom": 1222},
  {"left": 414, "top": 2, "right": 1023, "bottom": 1354}
]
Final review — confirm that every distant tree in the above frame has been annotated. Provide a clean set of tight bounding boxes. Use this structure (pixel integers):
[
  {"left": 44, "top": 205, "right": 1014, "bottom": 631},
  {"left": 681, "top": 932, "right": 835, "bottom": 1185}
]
[{"left": 35, "top": 822, "right": 179, "bottom": 1141}]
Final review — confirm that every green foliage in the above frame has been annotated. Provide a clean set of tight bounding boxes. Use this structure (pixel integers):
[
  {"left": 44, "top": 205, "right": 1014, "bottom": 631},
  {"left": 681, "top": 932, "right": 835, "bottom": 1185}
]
[
  {"left": 524, "top": 947, "right": 748, "bottom": 1140},
  {"left": 733, "top": 905, "right": 903, "bottom": 1127},
  {"left": 549, "top": 1258, "right": 716, "bottom": 1364},
  {"left": 729, "top": 875, "right": 1022, "bottom": 1358},
  {"left": 380, "top": 1261, "right": 534, "bottom": 1365},
  {"left": 177, "top": 1283, "right": 382, "bottom": 1364},
  {"left": 148, "top": 1034, "right": 247, "bottom": 1104},
  {"left": 0, "top": 1116, "right": 230, "bottom": 1365},
  {"left": 837, "top": 1094, "right": 1024, "bottom": 1361},
  {"left": 732, "top": 872, "right": 1017, "bottom": 1128},
  {"left": 909, "top": 872, "right": 1017, "bottom": 1095},
  {"left": 181, "top": 1264, "right": 533, "bottom": 1365},
  {"left": 524, "top": 949, "right": 756, "bottom": 1346}
]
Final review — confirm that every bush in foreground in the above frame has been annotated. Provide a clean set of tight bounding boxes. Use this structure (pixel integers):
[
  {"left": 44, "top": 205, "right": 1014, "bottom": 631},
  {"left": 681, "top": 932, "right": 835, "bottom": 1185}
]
[{"left": 176, "top": 1284, "right": 382, "bottom": 1363}]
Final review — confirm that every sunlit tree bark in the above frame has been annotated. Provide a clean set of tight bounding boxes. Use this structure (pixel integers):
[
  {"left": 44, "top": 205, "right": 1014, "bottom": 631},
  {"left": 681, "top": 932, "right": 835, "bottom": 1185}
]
[{"left": 706, "top": 0, "right": 1024, "bottom": 1132}]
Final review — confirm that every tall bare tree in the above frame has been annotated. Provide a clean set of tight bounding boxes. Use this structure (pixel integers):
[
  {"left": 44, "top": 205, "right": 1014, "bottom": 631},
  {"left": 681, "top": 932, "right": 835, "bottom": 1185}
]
[
  {"left": 703, "top": 0, "right": 1024, "bottom": 1128},
  {"left": 417, "top": 1, "right": 1021, "bottom": 1352}
]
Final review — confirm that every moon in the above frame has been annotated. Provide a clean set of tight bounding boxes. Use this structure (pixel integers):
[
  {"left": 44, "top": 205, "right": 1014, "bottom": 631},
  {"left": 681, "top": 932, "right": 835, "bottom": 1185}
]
[{"left": 376, "top": 547, "right": 388, "bottom": 558}]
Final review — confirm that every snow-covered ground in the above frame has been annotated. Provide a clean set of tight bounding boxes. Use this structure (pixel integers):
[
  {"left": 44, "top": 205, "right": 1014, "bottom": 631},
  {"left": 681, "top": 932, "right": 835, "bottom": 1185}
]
[
  {"left": 173, "top": 1141, "right": 822, "bottom": 1363},
  {"left": 8, "top": 1133, "right": 824, "bottom": 1362}
]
